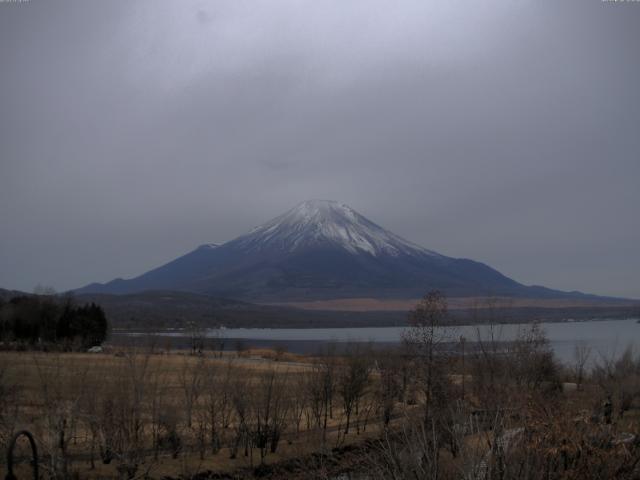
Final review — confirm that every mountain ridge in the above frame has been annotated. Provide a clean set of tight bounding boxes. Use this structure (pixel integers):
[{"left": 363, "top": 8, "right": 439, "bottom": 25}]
[{"left": 75, "top": 200, "right": 610, "bottom": 302}]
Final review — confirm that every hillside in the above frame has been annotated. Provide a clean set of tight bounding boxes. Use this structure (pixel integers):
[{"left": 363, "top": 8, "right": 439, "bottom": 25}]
[{"left": 76, "top": 200, "right": 611, "bottom": 303}]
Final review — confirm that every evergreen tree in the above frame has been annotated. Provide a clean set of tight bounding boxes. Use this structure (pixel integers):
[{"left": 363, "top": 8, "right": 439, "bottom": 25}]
[{"left": 0, "top": 295, "right": 109, "bottom": 349}]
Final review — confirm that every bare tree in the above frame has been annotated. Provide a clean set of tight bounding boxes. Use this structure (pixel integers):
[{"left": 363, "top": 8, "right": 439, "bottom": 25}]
[
  {"left": 593, "top": 345, "right": 640, "bottom": 420},
  {"left": 0, "top": 355, "right": 19, "bottom": 463},
  {"left": 229, "top": 375, "right": 250, "bottom": 460},
  {"left": 337, "top": 344, "right": 371, "bottom": 435},
  {"left": 186, "top": 321, "right": 206, "bottom": 355},
  {"left": 573, "top": 341, "right": 592, "bottom": 391},
  {"left": 252, "top": 368, "right": 290, "bottom": 461},
  {"left": 306, "top": 358, "right": 335, "bottom": 444},
  {"left": 374, "top": 349, "right": 403, "bottom": 428},
  {"left": 471, "top": 307, "right": 510, "bottom": 412},
  {"left": 178, "top": 355, "right": 205, "bottom": 429},
  {"left": 147, "top": 357, "right": 169, "bottom": 460},
  {"left": 200, "top": 357, "right": 235, "bottom": 457},
  {"left": 403, "top": 290, "right": 452, "bottom": 422},
  {"left": 509, "top": 323, "right": 559, "bottom": 392},
  {"left": 33, "top": 354, "right": 89, "bottom": 479},
  {"left": 111, "top": 352, "right": 152, "bottom": 479},
  {"left": 78, "top": 367, "right": 105, "bottom": 470},
  {"left": 290, "top": 372, "right": 308, "bottom": 436}
]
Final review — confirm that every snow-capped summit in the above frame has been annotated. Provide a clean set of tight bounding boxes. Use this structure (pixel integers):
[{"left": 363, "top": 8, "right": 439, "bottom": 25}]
[
  {"left": 234, "top": 200, "right": 440, "bottom": 257},
  {"left": 77, "top": 200, "right": 587, "bottom": 302}
]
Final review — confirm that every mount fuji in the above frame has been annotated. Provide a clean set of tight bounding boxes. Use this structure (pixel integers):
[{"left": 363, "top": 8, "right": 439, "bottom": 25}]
[{"left": 76, "top": 200, "right": 592, "bottom": 301}]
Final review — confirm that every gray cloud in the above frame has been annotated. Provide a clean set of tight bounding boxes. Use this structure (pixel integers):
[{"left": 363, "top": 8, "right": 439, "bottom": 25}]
[{"left": 1, "top": 0, "right": 639, "bottom": 298}]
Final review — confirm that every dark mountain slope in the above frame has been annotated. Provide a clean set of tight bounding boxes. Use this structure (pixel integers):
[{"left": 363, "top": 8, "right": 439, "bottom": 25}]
[{"left": 76, "top": 200, "right": 607, "bottom": 302}]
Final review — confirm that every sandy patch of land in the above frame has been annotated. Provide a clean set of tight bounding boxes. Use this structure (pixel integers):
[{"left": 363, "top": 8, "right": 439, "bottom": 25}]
[{"left": 265, "top": 296, "right": 638, "bottom": 312}]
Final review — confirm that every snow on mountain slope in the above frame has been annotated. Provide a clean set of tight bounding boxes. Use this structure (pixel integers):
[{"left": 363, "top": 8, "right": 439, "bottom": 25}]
[
  {"left": 232, "top": 200, "right": 441, "bottom": 257},
  {"left": 75, "top": 200, "right": 599, "bottom": 302}
]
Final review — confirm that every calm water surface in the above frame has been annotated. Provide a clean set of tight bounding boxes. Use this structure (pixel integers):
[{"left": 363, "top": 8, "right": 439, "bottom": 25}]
[
  {"left": 139, "top": 318, "right": 640, "bottom": 364},
  {"left": 199, "top": 318, "right": 640, "bottom": 364}
]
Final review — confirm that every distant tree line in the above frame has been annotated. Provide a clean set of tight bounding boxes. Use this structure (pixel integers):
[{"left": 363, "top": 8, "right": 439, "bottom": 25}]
[{"left": 0, "top": 294, "right": 108, "bottom": 349}]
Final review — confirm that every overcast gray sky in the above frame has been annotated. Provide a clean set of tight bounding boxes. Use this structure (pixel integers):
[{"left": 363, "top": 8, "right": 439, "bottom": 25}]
[{"left": 1, "top": 0, "right": 639, "bottom": 298}]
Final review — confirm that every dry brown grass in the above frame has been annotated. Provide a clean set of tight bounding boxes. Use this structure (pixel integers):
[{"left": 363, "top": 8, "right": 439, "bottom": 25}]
[
  {"left": 266, "top": 296, "right": 637, "bottom": 312},
  {"left": 0, "top": 349, "right": 387, "bottom": 479}
]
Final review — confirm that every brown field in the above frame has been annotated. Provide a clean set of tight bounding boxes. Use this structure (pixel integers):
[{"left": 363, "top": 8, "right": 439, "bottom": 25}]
[
  {"left": 266, "top": 296, "right": 639, "bottom": 312},
  {"left": 0, "top": 348, "right": 396, "bottom": 480},
  {"left": 2, "top": 321, "right": 640, "bottom": 480}
]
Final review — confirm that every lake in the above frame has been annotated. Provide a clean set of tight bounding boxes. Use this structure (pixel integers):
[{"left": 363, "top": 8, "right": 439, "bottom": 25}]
[{"left": 148, "top": 318, "right": 640, "bottom": 365}]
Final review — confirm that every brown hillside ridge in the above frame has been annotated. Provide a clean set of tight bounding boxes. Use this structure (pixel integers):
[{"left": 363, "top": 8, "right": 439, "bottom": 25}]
[{"left": 265, "top": 296, "right": 639, "bottom": 312}]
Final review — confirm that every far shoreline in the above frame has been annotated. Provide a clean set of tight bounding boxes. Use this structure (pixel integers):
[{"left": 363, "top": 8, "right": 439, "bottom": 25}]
[{"left": 109, "top": 309, "right": 640, "bottom": 333}]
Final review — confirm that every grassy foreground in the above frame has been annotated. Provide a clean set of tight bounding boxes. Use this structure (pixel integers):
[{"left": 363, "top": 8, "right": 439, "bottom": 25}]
[{"left": 2, "top": 319, "right": 640, "bottom": 479}]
